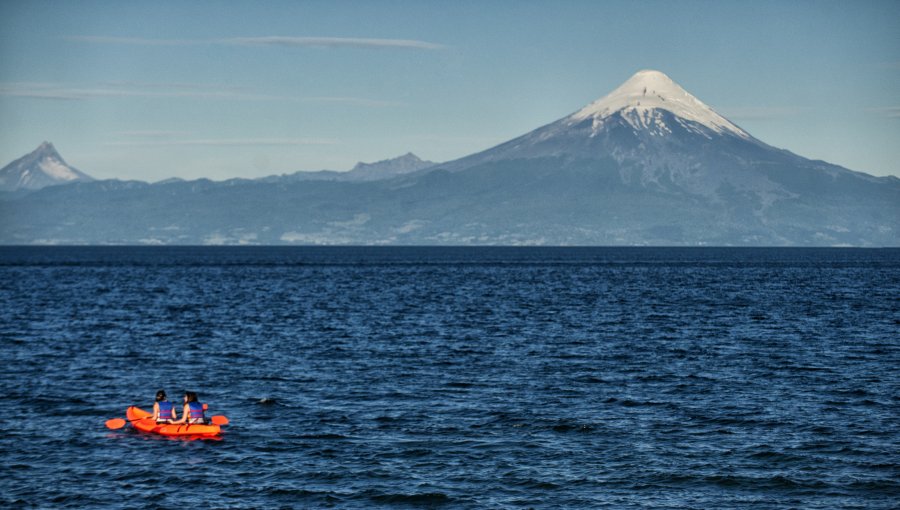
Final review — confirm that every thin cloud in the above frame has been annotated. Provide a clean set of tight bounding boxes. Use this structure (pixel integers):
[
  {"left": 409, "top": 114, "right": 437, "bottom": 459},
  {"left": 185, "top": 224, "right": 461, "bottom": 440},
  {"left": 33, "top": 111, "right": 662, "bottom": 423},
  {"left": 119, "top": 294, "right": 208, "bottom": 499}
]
[
  {"left": 300, "top": 96, "right": 401, "bottom": 107},
  {"left": 725, "top": 106, "right": 900, "bottom": 120},
  {"left": 867, "top": 107, "right": 900, "bottom": 118},
  {"left": 67, "top": 35, "right": 445, "bottom": 50},
  {"left": 105, "top": 138, "right": 338, "bottom": 147},
  {"left": 0, "top": 82, "right": 394, "bottom": 105},
  {"left": 0, "top": 84, "right": 81, "bottom": 101},
  {"left": 719, "top": 106, "right": 807, "bottom": 120},
  {"left": 404, "top": 134, "right": 509, "bottom": 145},
  {"left": 66, "top": 36, "right": 200, "bottom": 46},
  {"left": 118, "top": 130, "right": 194, "bottom": 138},
  {"left": 100, "top": 81, "right": 251, "bottom": 92},
  {"left": 0, "top": 82, "right": 268, "bottom": 101},
  {"left": 222, "top": 36, "right": 444, "bottom": 50}
]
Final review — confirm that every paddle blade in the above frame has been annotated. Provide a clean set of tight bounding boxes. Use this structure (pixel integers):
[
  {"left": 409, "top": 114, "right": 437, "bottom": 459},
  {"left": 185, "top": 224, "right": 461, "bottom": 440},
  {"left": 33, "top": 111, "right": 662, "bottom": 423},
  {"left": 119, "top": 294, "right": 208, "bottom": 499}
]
[
  {"left": 105, "top": 418, "right": 126, "bottom": 430},
  {"left": 202, "top": 403, "right": 209, "bottom": 411},
  {"left": 210, "top": 415, "right": 229, "bottom": 426}
]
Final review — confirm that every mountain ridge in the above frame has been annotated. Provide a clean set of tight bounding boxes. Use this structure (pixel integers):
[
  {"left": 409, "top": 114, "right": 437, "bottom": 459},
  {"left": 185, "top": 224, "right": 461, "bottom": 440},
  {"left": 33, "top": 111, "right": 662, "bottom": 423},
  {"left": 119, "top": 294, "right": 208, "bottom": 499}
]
[
  {"left": 1, "top": 70, "right": 897, "bottom": 246},
  {"left": 256, "top": 152, "right": 435, "bottom": 183}
]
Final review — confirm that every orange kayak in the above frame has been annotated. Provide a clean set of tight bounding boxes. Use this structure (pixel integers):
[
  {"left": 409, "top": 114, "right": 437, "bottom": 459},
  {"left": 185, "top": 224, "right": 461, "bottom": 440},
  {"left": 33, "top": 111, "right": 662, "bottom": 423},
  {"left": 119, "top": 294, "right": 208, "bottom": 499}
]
[{"left": 125, "top": 406, "right": 221, "bottom": 437}]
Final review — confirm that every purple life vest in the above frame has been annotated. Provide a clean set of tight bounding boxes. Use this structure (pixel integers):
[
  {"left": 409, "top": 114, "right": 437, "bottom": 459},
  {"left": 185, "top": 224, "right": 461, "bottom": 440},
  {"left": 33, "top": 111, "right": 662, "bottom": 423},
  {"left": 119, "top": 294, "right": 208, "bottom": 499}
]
[
  {"left": 157, "top": 401, "right": 174, "bottom": 421},
  {"left": 188, "top": 401, "right": 205, "bottom": 421}
]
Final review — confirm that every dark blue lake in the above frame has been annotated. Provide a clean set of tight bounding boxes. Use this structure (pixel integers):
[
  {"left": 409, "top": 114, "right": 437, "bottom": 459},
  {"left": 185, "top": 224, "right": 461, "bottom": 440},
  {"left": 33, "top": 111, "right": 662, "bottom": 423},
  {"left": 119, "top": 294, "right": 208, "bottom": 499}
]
[{"left": 1, "top": 247, "right": 898, "bottom": 508}]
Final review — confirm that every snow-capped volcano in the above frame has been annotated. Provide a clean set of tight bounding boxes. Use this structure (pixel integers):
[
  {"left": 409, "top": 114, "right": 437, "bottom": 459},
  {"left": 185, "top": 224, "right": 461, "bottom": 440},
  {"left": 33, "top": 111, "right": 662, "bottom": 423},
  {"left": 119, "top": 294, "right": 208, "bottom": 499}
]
[
  {"left": 438, "top": 69, "right": 763, "bottom": 172},
  {"left": 414, "top": 69, "right": 898, "bottom": 245},
  {"left": 568, "top": 70, "right": 750, "bottom": 139},
  {"left": 0, "top": 142, "right": 93, "bottom": 191}
]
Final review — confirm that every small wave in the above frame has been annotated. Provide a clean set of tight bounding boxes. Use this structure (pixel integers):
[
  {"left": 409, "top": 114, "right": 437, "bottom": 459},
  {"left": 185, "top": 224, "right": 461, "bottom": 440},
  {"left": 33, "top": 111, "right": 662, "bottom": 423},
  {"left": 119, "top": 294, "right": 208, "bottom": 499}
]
[
  {"left": 165, "top": 304, "right": 197, "bottom": 313},
  {"left": 298, "top": 433, "right": 350, "bottom": 440},
  {"left": 788, "top": 365, "right": 830, "bottom": 372},
  {"left": 689, "top": 414, "right": 786, "bottom": 428},
  {"left": 748, "top": 449, "right": 804, "bottom": 464},
  {"left": 368, "top": 491, "right": 454, "bottom": 505},
  {"left": 236, "top": 486, "right": 347, "bottom": 505},
  {"left": 845, "top": 479, "right": 900, "bottom": 492},
  {"left": 714, "top": 474, "right": 829, "bottom": 490},
  {"left": 398, "top": 448, "right": 432, "bottom": 458},
  {"left": 619, "top": 399, "right": 667, "bottom": 407},
  {"left": 49, "top": 493, "right": 107, "bottom": 506},
  {"left": 517, "top": 479, "right": 561, "bottom": 490},
  {"left": 637, "top": 472, "right": 830, "bottom": 491},
  {"left": 552, "top": 422, "right": 596, "bottom": 433},
  {"left": 262, "top": 487, "right": 341, "bottom": 499},
  {"left": 445, "top": 381, "right": 474, "bottom": 388},
  {"left": 831, "top": 388, "right": 870, "bottom": 397}
]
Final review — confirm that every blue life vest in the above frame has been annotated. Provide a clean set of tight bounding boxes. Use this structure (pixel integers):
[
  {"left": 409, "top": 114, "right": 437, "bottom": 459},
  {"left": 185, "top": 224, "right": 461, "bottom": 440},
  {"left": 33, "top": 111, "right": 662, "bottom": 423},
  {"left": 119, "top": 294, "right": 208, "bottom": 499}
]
[
  {"left": 188, "top": 402, "right": 205, "bottom": 421},
  {"left": 157, "top": 401, "right": 174, "bottom": 421}
]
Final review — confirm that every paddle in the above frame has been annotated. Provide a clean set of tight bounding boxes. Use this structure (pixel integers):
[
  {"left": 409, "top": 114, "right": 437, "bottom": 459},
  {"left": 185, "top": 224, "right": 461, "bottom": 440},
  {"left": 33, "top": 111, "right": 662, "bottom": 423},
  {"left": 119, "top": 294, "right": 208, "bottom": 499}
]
[
  {"left": 105, "top": 411, "right": 230, "bottom": 429},
  {"left": 104, "top": 417, "right": 133, "bottom": 430},
  {"left": 201, "top": 403, "right": 230, "bottom": 425}
]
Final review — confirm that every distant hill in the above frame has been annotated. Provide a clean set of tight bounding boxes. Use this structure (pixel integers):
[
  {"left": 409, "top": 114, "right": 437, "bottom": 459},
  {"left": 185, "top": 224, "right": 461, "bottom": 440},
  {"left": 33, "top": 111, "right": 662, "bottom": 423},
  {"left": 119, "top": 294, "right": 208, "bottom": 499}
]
[
  {"left": 1, "top": 71, "right": 897, "bottom": 246},
  {"left": 0, "top": 142, "right": 93, "bottom": 192},
  {"left": 258, "top": 153, "right": 435, "bottom": 183}
]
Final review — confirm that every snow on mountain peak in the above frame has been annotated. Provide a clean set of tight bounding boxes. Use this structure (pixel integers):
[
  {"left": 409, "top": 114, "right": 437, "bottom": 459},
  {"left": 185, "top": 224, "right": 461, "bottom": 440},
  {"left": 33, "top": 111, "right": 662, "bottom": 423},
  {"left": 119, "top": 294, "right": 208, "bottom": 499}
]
[
  {"left": 0, "top": 142, "right": 92, "bottom": 191},
  {"left": 39, "top": 157, "right": 80, "bottom": 181},
  {"left": 28, "top": 142, "right": 80, "bottom": 181},
  {"left": 569, "top": 70, "right": 749, "bottom": 139}
]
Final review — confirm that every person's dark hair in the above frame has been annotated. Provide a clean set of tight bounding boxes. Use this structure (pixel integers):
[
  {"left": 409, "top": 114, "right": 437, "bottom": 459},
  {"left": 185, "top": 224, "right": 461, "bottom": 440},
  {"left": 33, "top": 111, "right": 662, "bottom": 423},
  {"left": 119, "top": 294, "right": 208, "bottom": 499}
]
[
  {"left": 184, "top": 391, "right": 198, "bottom": 403},
  {"left": 155, "top": 390, "right": 167, "bottom": 402}
]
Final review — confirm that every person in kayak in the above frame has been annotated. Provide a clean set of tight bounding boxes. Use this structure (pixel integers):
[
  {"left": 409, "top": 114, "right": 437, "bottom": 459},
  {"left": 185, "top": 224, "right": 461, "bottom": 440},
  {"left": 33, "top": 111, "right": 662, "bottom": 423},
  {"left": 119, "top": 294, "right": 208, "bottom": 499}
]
[
  {"left": 150, "top": 390, "right": 177, "bottom": 424},
  {"left": 172, "top": 391, "right": 206, "bottom": 425}
]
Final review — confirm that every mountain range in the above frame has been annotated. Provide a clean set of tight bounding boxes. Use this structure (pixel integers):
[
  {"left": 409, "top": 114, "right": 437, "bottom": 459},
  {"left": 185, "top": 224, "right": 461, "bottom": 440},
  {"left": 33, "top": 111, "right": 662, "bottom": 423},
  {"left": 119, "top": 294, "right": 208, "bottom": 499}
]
[{"left": 1, "top": 70, "right": 897, "bottom": 246}]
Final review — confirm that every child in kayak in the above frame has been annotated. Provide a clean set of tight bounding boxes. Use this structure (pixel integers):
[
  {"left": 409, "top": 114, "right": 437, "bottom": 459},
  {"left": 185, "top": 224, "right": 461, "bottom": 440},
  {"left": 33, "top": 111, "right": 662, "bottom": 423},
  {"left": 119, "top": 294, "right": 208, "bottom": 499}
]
[
  {"left": 172, "top": 391, "right": 206, "bottom": 425},
  {"left": 150, "top": 390, "right": 177, "bottom": 424}
]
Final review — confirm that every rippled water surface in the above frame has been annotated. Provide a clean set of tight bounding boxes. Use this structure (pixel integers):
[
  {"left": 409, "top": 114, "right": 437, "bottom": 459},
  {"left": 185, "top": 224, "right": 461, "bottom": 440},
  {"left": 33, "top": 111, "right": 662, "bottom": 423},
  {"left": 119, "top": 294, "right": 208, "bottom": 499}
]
[{"left": 1, "top": 247, "right": 898, "bottom": 508}]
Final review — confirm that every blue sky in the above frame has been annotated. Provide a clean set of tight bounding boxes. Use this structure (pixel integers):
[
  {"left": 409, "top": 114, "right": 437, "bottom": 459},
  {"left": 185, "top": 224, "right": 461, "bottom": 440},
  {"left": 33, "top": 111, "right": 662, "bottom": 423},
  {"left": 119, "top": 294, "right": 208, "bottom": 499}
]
[{"left": 1, "top": 0, "right": 898, "bottom": 181}]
